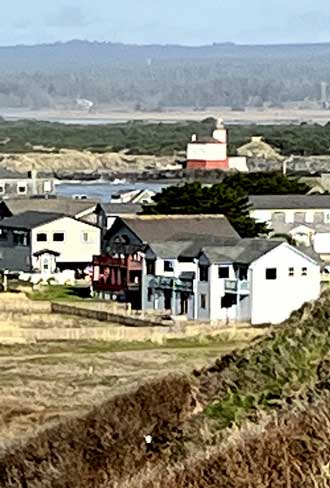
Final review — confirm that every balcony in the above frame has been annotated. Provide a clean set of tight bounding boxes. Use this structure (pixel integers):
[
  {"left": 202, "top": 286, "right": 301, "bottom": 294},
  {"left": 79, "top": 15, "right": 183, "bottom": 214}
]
[{"left": 225, "top": 279, "right": 250, "bottom": 294}]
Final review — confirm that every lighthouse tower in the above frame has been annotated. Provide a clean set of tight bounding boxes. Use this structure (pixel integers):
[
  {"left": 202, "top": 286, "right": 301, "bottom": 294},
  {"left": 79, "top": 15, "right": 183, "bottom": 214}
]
[{"left": 186, "top": 118, "right": 229, "bottom": 170}]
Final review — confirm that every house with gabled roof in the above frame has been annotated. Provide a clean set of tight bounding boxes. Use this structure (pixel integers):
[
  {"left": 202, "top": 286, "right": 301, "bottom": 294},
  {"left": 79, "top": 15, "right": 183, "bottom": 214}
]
[
  {"left": 0, "top": 211, "right": 101, "bottom": 274},
  {"left": 142, "top": 238, "right": 320, "bottom": 325},
  {"left": 0, "top": 196, "right": 106, "bottom": 228},
  {"left": 92, "top": 215, "right": 240, "bottom": 308}
]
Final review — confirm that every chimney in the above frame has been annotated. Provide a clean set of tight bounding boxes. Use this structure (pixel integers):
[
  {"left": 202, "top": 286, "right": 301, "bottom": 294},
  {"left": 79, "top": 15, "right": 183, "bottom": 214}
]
[{"left": 191, "top": 134, "right": 197, "bottom": 142}]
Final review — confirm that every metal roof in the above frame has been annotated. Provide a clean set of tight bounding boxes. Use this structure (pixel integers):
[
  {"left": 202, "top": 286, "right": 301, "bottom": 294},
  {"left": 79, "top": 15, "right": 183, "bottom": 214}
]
[
  {"left": 0, "top": 211, "right": 64, "bottom": 230},
  {"left": 122, "top": 215, "right": 240, "bottom": 243},
  {"left": 249, "top": 194, "right": 330, "bottom": 210},
  {"left": 3, "top": 197, "right": 101, "bottom": 218}
]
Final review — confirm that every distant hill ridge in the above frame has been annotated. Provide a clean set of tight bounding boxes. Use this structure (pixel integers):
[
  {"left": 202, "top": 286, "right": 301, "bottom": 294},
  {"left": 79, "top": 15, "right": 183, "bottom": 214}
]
[
  {"left": 0, "top": 40, "right": 329, "bottom": 109},
  {"left": 2, "top": 40, "right": 330, "bottom": 69}
]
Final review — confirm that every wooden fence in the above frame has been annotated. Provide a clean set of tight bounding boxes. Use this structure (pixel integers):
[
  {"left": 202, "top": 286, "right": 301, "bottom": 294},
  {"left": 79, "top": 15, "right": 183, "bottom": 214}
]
[{"left": 51, "top": 302, "right": 165, "bottom": 328}]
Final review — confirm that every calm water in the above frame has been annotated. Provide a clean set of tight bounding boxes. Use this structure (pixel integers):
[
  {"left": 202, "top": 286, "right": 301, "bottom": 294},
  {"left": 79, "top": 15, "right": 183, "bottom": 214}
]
[{"left": 56, "top": 181, "right": 170, "bottom": 203}]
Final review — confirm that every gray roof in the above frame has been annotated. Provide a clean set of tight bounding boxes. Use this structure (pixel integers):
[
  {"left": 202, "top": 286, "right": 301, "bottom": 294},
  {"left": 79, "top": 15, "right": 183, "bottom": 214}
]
[
  {"left": 203, "top": 239, "right": 283, "bottom": 264},
  {"left": 0, "top": 211, "right": 64, "bottom": 230},
  {"left": 249, "top": 194, "right": 330, "bottom": 210},
  {"left": 147, "top": 241, "right": 192, "bottom": 259},
  {"left": 104, "top": 203, "right": 143, "bottom": 215},
  {"left": 122, "top": 215, "right": 240, "bottom": 243},
  {"left": 148, "top": 237, "right": 283, "bottom": 265},
  {"left": 148, "top": 237, "right": 241, "bottom": 260},
  {"left": 3, "top": 197, "right": 100, "bottom": 218}
]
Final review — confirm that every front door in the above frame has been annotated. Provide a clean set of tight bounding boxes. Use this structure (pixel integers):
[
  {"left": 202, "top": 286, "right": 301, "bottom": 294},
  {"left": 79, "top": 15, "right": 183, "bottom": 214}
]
[
  {"left": 164, "top": 290, "right": 172, "bottom": 311},
  {"left": 180, "top": 293, "right": 188, "bottom": 315},
  {"left": 41, "top": 255, "right": 50, "bottom": 275},
  {"left": 40, "top": 253, "right": 56, "bottom": 275}
]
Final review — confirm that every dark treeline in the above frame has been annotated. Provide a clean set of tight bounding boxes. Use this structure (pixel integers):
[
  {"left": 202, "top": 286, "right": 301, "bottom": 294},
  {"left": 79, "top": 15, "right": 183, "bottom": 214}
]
[
  {"left": 2, "top": 118, "right": 330, "bottom": 156},
  {"left": 0, "top": 41, "right": 329, "bottom": 109}
]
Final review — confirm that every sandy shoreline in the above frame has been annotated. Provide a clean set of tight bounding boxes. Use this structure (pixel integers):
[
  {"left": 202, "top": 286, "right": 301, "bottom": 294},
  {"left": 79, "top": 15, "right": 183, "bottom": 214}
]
[{"left": 1, "top": 107, "right": 330, "bottom": 125}]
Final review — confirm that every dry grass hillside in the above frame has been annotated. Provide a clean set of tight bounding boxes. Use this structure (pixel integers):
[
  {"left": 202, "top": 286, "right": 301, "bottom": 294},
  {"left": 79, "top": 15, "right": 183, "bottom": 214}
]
[
  {"left": 0, "top": 291, "right": 330, "bottom": 486},
  {"left": 0, "top": 293, "right": 261, "bottom": 450}
]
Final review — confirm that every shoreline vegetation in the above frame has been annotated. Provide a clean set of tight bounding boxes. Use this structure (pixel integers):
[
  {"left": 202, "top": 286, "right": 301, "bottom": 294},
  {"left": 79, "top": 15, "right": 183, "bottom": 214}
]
[{"left": 1, "top": 118, "right": 330, "bottom": 156}]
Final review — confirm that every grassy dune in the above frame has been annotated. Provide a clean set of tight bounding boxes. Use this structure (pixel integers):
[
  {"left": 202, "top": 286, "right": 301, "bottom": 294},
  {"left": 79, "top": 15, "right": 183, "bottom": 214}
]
[{"left": 1, "top": 292, "right": 330, "bottom": 486}]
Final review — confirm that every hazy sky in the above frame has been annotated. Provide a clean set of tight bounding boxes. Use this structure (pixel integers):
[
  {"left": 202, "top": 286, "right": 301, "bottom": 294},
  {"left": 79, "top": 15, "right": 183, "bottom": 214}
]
[{"left": 2, "top": 0, "right": 330, "bottom": 46}]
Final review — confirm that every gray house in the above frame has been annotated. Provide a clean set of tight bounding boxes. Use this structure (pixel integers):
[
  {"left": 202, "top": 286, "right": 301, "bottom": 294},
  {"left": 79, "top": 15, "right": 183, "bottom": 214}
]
[
  {"left": 0, "top": 197, "right": 107, "bottom": 229},
  {"left": 0, "top": 211, "right": 101, "bottom": 273},
  {"left": 0, "top": 212, "right": 63, "bottom": 272},
  {"left": 93, "top": 215, "right": 240, "bottom": 308},
  {"left": 142, "top": 237, "right": 321, "bottom": 325}
]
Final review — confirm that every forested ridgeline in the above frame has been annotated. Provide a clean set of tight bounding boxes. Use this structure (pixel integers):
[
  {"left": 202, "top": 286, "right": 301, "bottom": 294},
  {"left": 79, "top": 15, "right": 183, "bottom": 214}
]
[{"left": 0, "top": 41, "right": 330, "bottom": 109}]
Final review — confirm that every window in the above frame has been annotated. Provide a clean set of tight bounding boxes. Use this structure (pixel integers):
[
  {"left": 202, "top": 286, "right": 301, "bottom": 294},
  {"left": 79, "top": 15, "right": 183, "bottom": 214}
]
[
  {"left": 13, "top": 231, "right": 29, "bottom": 246},
  {"left": 218, "top": 266, "right": 230, "bottom": 279},
  {"left": 200, "top": 265, "right": 209, "bottom": 282},
  {"left": 265, "top": 268, "right": 277, "bottom": 280},
  {"left": 302, "top": 267, "right": 307, "bottom": 276},
  {"left": 146, "top": 259, "right": 155, "bottom": 276},
  {"left": 294, "top": 211, "right": 306, "bottom": 223},
  {"left": 200, "top": 294, "right": 206, "bottom": 310},
  {"left": 164, "top": 260, "right": 174, "bottom": 272},
  {"left": 17, "top": 183, "right": 27, "bottom": 195},
  {"left": 37, "top": 233, "right": 47, "bottom": 242},
  {"left": 53, "top": 232, "right": 64, "bottom": 242},
  {"left": 0, "top": 185, "right": 4, "bottom": 195},
  {"left": 121, "top": 234, "right": 130, "bottom": 244},
  {"left": 0, "top": 229, "right": 8, "bottom": 241},
  {"left": 271, "top": 212, "right": 285, "bottom": 223},
  {"left": 148, "top": 287, "right": 153, "bottom": 302},
  {"left": 288, "top": 267, "right": 294, "bottom": 277},
  {"left": 314, "top": 212, "right": 324, "bottom": 224}
]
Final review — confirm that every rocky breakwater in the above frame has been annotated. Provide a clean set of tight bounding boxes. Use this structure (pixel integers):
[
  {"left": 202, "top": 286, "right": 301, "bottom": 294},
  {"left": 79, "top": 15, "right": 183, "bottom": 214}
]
[{"left": 0, "top": 149, "right": 178, "bottom": 175}]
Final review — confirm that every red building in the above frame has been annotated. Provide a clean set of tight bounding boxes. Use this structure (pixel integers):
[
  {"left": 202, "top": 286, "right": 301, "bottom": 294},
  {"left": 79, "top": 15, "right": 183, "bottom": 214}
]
[
  {"left": 92, "top": 252, "right": 143, "bottom": 307},
  {"left": 186, "top": 118, "right": 229, "bottom": 170}
]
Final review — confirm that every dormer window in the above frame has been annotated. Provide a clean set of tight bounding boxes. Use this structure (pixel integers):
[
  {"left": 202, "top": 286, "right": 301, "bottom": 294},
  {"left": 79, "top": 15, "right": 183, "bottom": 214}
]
[{"left": 164, "top": 260, "right": 174, "bottom": 272}]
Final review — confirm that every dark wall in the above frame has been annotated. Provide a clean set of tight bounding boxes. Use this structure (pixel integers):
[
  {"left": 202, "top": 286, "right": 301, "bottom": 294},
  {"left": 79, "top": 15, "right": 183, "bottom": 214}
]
[
  {"left": 102, "top": 220, "right": 143, "bottom": 253},
  {"left": 0, "top": 229, "right": 31, "bottom": 272}
]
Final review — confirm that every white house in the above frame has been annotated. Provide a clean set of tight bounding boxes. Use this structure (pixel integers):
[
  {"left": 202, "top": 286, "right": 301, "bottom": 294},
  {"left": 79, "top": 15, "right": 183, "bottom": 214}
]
[
  {"left": 249, "top": 195, "right": 330, "bottom": 226},
  {"left": 0, "top": 211, "right": 101, "bottom": 274},
  {"left": 143, "top": 239, "right": 320, "bottom": 325}
]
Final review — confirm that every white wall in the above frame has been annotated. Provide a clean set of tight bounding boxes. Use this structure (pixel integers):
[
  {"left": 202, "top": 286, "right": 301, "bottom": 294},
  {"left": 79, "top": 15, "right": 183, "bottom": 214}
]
[
  {"left": 250, "top": 243, "right": 320, "bottom": 325},
  {"left": 228, "top": 157, "right": 248, "bottom": 172},
  {"left": 208, "top": 264, "right": 236, "bottom": 321},
  {"left": 313, "top": 233, "right": 330, "bottom": 254},
  {"left": 31, "top": 217, "right": 101, "bottom": 268},
  {"left": 187, "top": 143, "right": 227, "bottom": 161},
  {"left": 154, "top": 258, "right": 198, "bottom": 278}
]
